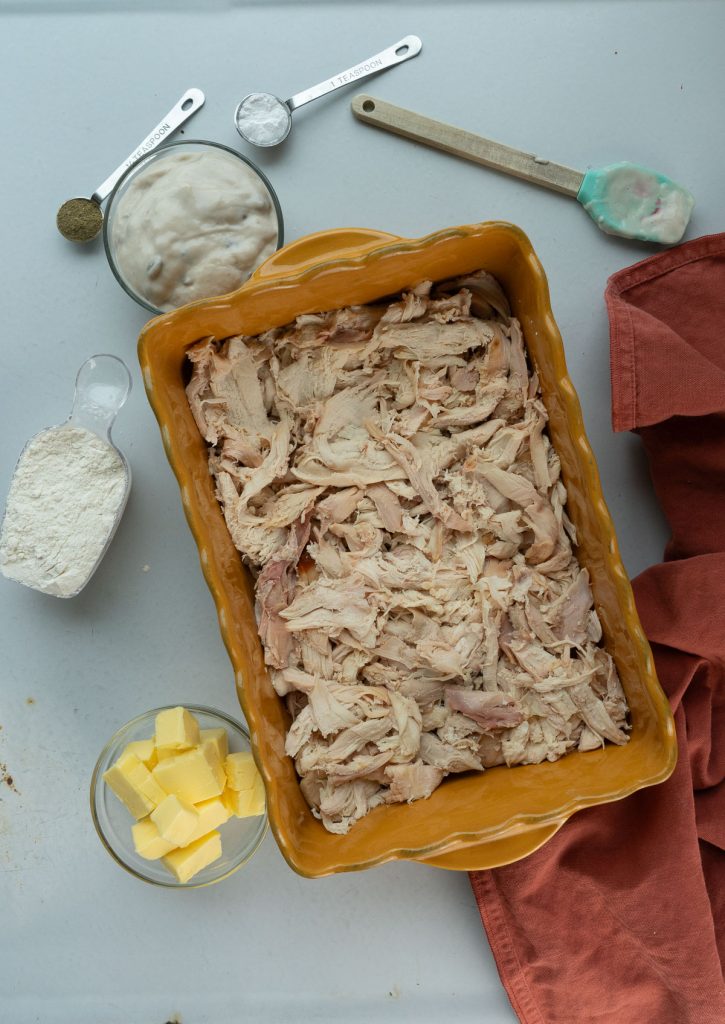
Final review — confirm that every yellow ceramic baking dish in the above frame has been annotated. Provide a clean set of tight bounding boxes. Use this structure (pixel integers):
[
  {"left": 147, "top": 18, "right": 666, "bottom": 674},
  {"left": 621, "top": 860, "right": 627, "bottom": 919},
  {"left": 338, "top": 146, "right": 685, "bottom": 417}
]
[{"left": 138, "top": 221, "right": 677, "bottom": 878}]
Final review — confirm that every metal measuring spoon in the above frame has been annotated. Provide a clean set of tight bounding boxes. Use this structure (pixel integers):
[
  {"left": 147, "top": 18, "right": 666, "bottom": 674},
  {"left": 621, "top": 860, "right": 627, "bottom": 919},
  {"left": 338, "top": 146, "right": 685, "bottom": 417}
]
[
  {"left": 56, "top": 88, "right": 205, "bottom": 243},
  {"left": 234, "top": 36, "right": 421, "bottom": 147}
]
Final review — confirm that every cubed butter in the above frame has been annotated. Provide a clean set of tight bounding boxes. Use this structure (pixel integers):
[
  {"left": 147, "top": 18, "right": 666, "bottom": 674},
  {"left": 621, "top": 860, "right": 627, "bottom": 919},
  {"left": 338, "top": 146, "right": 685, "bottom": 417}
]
[
  {"left": 103, "top": 751, "right": 167, "bottom": 820},
  {"left": 121, "top": 752, "right": 168, "bottom": 806},
  {"left": 154, "top": 706, "right": 200, "bottom": 751},
  {"left": 103, "top": 762, "right": 153, "bottom": 820},
  {"left": 151, "top": 794, "right": 199, "bottom": 846},
  {"left": 224, "top": 751, "right": 260, "bottom": 792},
  {"left": 163, "top": 831, "right": 222, "bottom": 883},
  {"left": 200, "top": 737, "right": 223, "bottom": 770},
  {"left": 131, "top": 818, "right": 176, "bottom": 860},
  {"left": 200, "top": 727, "right": 228, "bottom": 762},
  {"left": 152, "top": 744, "right": 225, "bottom": 804},
  {"left": 223, "top": 773, "right": 265, "bottom": 819},
  {"left": 183, "top": 795, "right": 230, "bottom": 846},
  {"left": 124, "top": 739, "right": 157, "bottom": 768},
  {"left": 102, "top": 712, "right": 252, "bottom": 882}
]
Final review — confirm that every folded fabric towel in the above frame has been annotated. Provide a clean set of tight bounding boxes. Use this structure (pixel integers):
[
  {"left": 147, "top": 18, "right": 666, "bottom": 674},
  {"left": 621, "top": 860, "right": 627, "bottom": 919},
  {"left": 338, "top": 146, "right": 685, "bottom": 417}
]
[{"left": 470, "top": 233, "right": 725, "bottom": 1024}]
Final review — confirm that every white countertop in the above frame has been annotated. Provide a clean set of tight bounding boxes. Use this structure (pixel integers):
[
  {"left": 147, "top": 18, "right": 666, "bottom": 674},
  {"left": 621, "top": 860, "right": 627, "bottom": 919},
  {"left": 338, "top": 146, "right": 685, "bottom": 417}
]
[{"left": 1, "top": 3, "right": 723, "bottom": 1021}]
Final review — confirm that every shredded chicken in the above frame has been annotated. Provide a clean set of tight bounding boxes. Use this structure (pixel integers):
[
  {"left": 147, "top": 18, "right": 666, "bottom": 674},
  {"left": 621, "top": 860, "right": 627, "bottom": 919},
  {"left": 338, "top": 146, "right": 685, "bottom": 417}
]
[{"left": 187, "top": 272, "right": 630, "bottom": 833}]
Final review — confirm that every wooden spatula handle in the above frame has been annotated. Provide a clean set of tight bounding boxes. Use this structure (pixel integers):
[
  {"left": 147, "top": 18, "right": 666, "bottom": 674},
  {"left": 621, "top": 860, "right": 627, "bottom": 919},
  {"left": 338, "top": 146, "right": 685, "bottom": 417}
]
[{"left": 351, "top": 94, "right": 584, "bottom": 198}]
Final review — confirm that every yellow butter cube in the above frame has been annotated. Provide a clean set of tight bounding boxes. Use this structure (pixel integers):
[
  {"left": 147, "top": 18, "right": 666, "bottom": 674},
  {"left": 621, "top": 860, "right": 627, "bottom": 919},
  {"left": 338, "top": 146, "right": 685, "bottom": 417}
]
[
  {"left": 124, "top": 739, "right": 157, "bottom": 768},
  {"left": 103, "top": 751, "right": 167, "bottom": 820},
  {"left": 103, "top": 763, "right": 153, "bottom": 820},
  {"left": 183, "top": 795, "right": 230, "bottom": 846},
  {"left": 200, "top": 737, "right": 223, "bottom": 770},
  {"left": 224, "top": 751, "right": 260, "bottom": 792},
  {"left": 163, "top": 831, "right": 222, "bottom": 883},
  {"left": 223, "top": 774, "right": 265, "bottom": 819},
  {"left": 151, "top": 794, "right": 199, "bottom": 846},
  {"left": 222, "top": 787, "right": 243, "bottom": 817},
  {"left": 154, "top": 706, "right": 200, "bottom": 752},
  {"left": 155, "top": 746, "right": 176, "bottom": 762},
  {"left": 121, "top": 753, "right": 168, "bottom": 806},
  {"left": 131, "top": 818, "right": 176, "bottom": 860},
  {"left": 200, "top": 727, "right": 228, "bottom": 762},
  {"left": 152, "top": 744, "right": 225, "bottom": 804}
]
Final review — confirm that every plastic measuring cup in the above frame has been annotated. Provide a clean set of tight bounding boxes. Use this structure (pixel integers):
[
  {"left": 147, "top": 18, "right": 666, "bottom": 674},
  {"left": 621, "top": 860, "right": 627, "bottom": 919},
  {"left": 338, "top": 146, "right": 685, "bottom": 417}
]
[{"left": 0, "top": 355, "right": 132, "bottom": 598}]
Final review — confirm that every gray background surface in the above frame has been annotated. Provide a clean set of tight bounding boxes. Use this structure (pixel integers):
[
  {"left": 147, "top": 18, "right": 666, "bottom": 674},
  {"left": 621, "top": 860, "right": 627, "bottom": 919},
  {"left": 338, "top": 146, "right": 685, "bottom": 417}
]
[{"left": 1, "top": 2, "right": 723, "bottom": 1022}]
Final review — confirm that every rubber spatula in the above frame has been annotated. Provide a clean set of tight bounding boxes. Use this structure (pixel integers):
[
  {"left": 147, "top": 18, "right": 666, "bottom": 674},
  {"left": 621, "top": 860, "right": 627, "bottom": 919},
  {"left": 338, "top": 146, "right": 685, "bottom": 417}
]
[{"left": 351, "top": 94, "right": 694, "bottom": 245}]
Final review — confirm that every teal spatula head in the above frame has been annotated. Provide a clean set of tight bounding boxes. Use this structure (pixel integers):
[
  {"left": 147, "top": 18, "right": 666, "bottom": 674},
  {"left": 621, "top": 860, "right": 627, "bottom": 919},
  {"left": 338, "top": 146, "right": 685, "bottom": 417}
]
[{"left": 577, "top": 162, "right": 694, "bottom": 244}]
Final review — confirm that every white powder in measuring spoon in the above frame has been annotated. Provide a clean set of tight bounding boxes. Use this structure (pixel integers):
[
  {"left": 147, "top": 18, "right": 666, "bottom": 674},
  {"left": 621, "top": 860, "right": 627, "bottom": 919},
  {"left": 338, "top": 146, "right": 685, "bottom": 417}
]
[
  {"left": 0, "top": 425, "right": 127, "bottom": 597},
  {"left": 235, "top": 92, "right": 292, "bottom": 146}
]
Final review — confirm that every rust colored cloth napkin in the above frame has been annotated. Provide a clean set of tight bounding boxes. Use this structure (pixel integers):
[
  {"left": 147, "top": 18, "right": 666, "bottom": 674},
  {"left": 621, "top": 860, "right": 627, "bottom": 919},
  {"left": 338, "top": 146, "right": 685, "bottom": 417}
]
[{"left": 470, "top": 233, "right": 725, "bottom": 1024}]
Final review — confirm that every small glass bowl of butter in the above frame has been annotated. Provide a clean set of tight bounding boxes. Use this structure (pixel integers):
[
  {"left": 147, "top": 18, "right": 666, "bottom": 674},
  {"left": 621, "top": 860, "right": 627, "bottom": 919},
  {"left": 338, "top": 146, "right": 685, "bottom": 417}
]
[
  {"left": 103, "top": 140, "right": 284, "bottom": 315},
  {"left": 91, "top": 705, "right": 268, "bottom": 887}
]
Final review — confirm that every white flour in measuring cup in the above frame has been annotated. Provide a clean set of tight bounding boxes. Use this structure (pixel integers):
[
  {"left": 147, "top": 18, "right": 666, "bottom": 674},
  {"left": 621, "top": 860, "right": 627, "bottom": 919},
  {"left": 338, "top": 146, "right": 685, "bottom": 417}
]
[{"left": 0, "top": 425, "right": 127, "bottom": 597}]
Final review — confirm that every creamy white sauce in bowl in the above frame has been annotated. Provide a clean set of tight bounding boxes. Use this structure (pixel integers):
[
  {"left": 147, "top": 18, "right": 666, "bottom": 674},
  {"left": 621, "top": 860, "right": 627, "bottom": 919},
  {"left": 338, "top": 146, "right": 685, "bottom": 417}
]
[{"left": 104, "top": 141, "right": 283, "bottom": 314}]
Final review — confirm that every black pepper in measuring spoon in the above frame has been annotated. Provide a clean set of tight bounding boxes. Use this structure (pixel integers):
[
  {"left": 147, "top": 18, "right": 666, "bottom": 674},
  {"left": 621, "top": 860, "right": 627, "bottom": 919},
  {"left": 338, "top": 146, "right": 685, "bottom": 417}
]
[
  {"left": 56, "top": 88, "right": 205, "bottom": 243},
  {"left": 56, "top": 198, "right": 104, "bottom": 243}
]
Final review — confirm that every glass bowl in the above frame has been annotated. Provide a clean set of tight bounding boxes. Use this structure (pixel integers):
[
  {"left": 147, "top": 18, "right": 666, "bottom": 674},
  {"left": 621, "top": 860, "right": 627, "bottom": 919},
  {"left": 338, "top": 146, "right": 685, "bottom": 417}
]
[
  {"left": 103, "top": 139, "right": 284, "bottom": 315},
  {"left": 90, "top": 704, "right": 268, "bottom": 887}
]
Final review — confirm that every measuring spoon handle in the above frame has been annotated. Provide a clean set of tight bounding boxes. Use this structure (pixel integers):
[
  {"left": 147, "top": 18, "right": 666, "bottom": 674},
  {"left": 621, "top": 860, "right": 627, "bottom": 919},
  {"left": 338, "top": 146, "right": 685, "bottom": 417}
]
[
  {"left": 286, "top": 36, "right": 421, "bottom": 112},
  {"left": 91, "top": 87, "right": 205, "bottom": 204},
  {"left": 351, "top": 94, "right": 584, "bottom": 197}
]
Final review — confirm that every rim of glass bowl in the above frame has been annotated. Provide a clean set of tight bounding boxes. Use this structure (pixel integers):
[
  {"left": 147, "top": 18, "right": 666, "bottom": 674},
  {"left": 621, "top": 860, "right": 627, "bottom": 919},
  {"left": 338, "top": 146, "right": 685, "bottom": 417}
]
[
  {"left": 102, "top": 139, "right": 285, "bottom": 316},
  {"left": 90, "top": 703, "right": 269, "bottom": 888}
]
